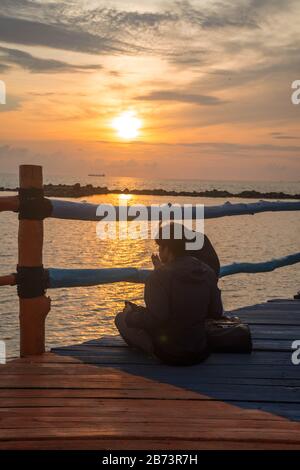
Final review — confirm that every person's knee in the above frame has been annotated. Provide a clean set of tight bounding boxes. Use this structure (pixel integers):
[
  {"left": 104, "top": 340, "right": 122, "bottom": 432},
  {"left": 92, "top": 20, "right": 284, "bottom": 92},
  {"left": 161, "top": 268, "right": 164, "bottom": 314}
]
[
  {"left": 114, "top": 312, "right": 123, "bottom": 330},
  {"left": 115, "top": 311, "right": 128, "bottom": 333}
]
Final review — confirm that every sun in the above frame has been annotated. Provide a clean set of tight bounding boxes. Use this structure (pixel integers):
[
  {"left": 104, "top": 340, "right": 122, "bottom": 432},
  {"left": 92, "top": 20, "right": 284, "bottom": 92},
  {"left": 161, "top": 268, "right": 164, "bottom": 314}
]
[{"left": 112, "top": 111, "right": 142, "bottom": 140}]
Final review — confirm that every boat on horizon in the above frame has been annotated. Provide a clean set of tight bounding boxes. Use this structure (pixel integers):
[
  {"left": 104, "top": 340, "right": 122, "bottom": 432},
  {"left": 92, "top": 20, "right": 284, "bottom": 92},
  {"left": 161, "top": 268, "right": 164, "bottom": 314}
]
[{"left": 88, "top": 173, "right": 106, "bottom": 177}]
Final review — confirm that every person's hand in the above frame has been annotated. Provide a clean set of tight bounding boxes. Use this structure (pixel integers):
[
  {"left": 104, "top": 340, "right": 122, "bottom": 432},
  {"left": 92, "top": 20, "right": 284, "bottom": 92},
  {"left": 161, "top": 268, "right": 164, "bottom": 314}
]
[
  {"left": 151, "top": 253, "right": 162, "bottom": 269},
  {"left": 123, "top": 302, "right": 134, "bottom": 315}
]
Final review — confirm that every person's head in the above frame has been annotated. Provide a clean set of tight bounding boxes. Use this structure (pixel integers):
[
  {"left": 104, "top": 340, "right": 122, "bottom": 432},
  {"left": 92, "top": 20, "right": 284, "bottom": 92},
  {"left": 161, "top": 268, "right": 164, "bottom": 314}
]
[{"left": 155, "top": 222, "right": 187, "bottom": 263}]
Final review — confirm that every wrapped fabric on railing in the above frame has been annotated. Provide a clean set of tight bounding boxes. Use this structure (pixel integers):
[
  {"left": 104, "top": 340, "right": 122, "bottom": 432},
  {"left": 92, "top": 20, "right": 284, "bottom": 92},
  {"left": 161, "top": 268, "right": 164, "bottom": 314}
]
[
  {"left": 50, "top": 200, "right": 300, "bottom": 222},
  {"left": 220, "top": 252, "right": 300, "bottom": 277},
  {"left": 47, "top": 252, "right": 300, "bottom": 289},
  {"left": 18, "top": 188, "right": 53, "bottom": 220},
  {"left": 16, "top": 266, "right": 49, "bottom": 298},
  {"left": 49, "top": 267, "right": 150, "bottom": 288}
]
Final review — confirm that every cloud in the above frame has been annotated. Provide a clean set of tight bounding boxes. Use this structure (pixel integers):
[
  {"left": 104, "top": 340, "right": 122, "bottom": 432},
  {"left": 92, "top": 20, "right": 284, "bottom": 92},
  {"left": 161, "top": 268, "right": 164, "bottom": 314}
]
[
  {"left": 0, "top": 16, "right": 135, "bottom": 55},
  {"left": 177, "top": 0, "right": 298, "bottom": 31},
  {"left": 135, "top": 90, "right": 224, "bottom": 106},
  {"left": 0, "top": 139, "right": 299, "bottom": 180},
  {"left": 174, "top": 0, "right": 258, "bottom": 30},
  {"left": 82, "top": 8, "right": 177, "bottom": 34},
  {"left": 95, "top": 138, "right": 300, "bottom": 154},
  {"left": 167, "top": 50, "right": 208, "bottom": 67},
  {"left": 189, "top": 141, "right": 300, "bottom": 154},
  {"left": 271, "top": 132, "right": 300, "bottom": 140},
  {"left": 0, "top": 46, "right": 103, "bottom": 73},
  {"left": 0, "top": 144, "right": 29, "bottom": 161},
  {"left": 0, "top": 95, "right": 21, "bottom": 112},
  {"left": 0, "top": 142, "right": 159, "bottom": 177},
  {"left": 93, "top": 157, "right": 158, "bottom": 175},
  {"left": 166, "top": 1, "right": 300, "bottom": 68},
  {"left": 0, "top": 143, "right": 79, "bottom": 173},
  {"left": 0, "top": 0, "right": 293, "bottom": 59},
  {"left": 0, "top": 63, "right": 10, "bottom": 72}
]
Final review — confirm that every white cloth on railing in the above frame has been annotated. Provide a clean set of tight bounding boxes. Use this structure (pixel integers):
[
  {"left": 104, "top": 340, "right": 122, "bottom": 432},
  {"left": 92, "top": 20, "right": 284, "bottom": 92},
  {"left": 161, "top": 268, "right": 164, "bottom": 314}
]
[
  {"left": 48, "top": 252, "right": 300, "bottom": 288},
  {"left": 50, "top": 200, "right": 300, "bottom": 222}
]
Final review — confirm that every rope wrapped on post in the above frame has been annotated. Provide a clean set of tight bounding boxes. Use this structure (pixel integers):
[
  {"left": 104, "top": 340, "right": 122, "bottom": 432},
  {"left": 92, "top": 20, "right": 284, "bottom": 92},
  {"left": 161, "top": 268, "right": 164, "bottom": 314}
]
[
  {"left": 47, "top": 251, "right": 300, "bottom": 288},
  {"left": 18, "top": 187, "right": 53, "bottom": 220},
  {"left": 15, "top": 266, "right": 49, "bottom": 299},
  {"left": 50, "top": 199, "right": 300, "bottom": 221}
]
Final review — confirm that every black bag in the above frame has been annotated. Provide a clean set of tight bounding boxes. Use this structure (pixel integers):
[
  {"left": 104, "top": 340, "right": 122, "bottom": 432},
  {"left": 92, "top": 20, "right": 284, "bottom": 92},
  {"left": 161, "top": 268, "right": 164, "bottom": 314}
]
[{"left": 206, "top": 320, "right": 252, "bottom": 354}]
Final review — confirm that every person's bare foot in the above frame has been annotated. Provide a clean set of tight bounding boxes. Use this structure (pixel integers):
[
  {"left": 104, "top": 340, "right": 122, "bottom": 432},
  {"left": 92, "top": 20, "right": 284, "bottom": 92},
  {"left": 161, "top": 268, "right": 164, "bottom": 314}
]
[{"left": 221, "top": 315, "right": 241, "bottom": 323}]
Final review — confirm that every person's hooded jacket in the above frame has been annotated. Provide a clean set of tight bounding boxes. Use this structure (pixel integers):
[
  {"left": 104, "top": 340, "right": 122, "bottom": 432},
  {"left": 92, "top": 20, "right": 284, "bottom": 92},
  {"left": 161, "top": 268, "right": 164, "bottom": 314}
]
[{"left": 126, "top": 256, "right": 223, "bottom": 361}]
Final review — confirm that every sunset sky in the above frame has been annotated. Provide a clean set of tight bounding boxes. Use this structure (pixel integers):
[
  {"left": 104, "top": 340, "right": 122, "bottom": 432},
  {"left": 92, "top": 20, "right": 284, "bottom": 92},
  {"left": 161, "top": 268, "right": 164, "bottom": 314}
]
[{"left": 0, "top": 0, "right": 299, "bottom": 180}]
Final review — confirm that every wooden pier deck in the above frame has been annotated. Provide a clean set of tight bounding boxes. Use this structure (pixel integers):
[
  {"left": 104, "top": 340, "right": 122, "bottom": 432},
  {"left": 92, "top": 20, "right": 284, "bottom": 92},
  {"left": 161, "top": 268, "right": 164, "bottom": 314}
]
[{"left": 0, "top": 299, "right": 300, "bottom": 450}]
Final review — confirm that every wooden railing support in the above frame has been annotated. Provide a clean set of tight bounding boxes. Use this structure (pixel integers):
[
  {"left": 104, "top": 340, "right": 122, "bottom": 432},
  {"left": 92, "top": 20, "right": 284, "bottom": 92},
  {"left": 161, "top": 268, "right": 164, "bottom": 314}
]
[
  {"left": 0, "top": 275, "right": 16, "bottom": 287},
  {"left": 0, "top": 196, "right": 19, "bottom": 212},
  {"left": 18, "top": 165, "right": 50, "bottom": 357}
]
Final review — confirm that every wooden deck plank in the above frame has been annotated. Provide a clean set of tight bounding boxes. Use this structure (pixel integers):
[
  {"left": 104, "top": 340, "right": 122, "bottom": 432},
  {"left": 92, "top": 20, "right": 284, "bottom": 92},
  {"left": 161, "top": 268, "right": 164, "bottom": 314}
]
[
  {"left": 5, "top": 353, "right": 290, "bottom": 366},
  {"left": 0, "top": 350, "right": 293, "bottom": 367},
  {"left": 252, "top": 339, "right": 293, "bottom": 351},
  {"left": 0, "top": 371, "right": 299, "bottom": 382},
  {"left": 51, "top": 340, "right": 293, "bottom": 354},
  {"left": 0, "top": 401, "right": 287, "bottom": 418},
  {"left": 2, "top": 417, "right": 300, "bottom": 432},
  {"left": 0, "top": 403, "right": 287, "bottom": 420},
  {"left": 1, "top": 426, "right": 300, "bottom": 444},
  {"left": 236, "top": 302, "right": 300, "bottom": 311},
  {"left": 2, "top": 439, "right": 300, "bottom": 450}
]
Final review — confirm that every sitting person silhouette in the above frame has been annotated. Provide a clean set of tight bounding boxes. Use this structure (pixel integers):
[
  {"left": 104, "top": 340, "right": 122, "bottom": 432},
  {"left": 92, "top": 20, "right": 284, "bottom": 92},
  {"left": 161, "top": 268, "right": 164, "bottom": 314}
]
[{"left": 115, "top": 223, "right": 223, "bottom": 366}]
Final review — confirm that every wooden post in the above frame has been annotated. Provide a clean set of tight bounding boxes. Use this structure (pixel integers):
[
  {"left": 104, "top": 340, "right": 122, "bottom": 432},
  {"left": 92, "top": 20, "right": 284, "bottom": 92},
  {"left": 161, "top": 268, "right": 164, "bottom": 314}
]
[{"left": 18, "top": 165, "right": 50, "bottom": 357}]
